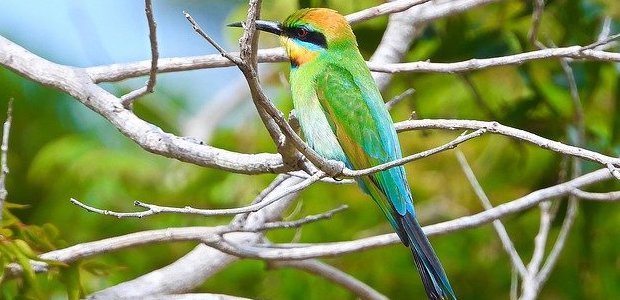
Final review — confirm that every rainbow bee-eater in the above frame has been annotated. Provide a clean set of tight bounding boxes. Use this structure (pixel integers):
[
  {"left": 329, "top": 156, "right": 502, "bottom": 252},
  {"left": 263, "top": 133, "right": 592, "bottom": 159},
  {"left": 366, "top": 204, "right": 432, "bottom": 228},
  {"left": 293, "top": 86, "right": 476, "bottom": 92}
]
[{"left": 230, "top": 8, "right": 456, "bottom": 300}]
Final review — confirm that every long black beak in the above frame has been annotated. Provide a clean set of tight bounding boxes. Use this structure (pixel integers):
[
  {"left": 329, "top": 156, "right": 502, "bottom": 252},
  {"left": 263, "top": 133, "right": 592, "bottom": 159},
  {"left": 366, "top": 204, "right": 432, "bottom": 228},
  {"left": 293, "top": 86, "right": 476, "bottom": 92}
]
[{"left": 227, "top": 20, "right": 283, "bottom": 36}]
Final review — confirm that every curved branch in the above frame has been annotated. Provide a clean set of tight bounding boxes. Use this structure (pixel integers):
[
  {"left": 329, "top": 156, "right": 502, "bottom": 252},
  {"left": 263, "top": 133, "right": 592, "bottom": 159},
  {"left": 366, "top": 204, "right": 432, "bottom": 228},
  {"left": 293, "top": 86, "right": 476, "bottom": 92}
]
[
  {"left": 272, "top": 260, "right": 388, "bottom": 300},
  {"left": 343, "top": 129, "right": 485, "bottom": 177},
  {"left": 86, "top": 0, "right": 504, "bottom": 85},
  {"left": 88, "top": 175, "right": 305, "bottom": 298},
  {"left": 120, "top": 0, "right": 159, "bottom": 107},
  {"left": 346, "top": 0, "right": 430, "bottom": 24},
  {"left": 0, "top": 35, "right": 287, "bottom": 175},
  {"left": 395, "top": 119, "right": 620, "bottom": 171},
  {"left": 5, "top": 168, "right": 613, "bottom": 280},
  {"left": 69, "top": 170, "right": 324, "bottom": 218},
  {"left": 368, "top": 46, "right": 620, "bottom": 74},
  {"left": 209, "top": 168, "right": 612, "bottom": 260}
]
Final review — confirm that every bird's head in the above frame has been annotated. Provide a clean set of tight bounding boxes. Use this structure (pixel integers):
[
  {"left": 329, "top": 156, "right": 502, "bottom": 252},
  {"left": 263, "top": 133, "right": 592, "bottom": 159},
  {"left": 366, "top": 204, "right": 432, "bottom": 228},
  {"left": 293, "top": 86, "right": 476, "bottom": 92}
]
[{"left": 229, "top": 8, "right": 356, "bottom": 68}]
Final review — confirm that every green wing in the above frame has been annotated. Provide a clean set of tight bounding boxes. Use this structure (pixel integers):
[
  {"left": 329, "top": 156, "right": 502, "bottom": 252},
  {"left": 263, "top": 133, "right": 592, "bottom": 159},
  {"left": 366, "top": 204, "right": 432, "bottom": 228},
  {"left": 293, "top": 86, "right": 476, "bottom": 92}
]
[
  {"left": 314, "top": 63, "right": 457, "bottom": 300},
  {"left": 313, "top": 62, "right": 414, "bottom": 227}
]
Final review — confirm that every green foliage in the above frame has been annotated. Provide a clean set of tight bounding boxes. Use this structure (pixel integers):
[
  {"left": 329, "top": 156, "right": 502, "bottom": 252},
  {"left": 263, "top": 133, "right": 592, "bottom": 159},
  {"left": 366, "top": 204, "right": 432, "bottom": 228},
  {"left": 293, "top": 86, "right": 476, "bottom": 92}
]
[{"left": 1, "top": 0, "right": 620, "bottom": 299}]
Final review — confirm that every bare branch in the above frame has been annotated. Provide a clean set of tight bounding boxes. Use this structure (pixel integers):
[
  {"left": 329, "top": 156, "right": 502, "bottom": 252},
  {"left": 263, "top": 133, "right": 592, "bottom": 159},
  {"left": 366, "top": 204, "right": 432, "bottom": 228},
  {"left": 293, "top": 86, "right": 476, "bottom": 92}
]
[
  {"left": 120, "top": 0, "right": 159, "bottom": 108},
  {"left": 456, "top": 151, "right": 528, "bottom": 278},
  {"left": 4, "top": 226, "right": 226, "bottom": 279},
  {"left": 385, "top": 88, "right": 415, "bottom": 110},
  {"left": 86, "top": 0, "right": 502, "bottom": 85},
  {"left": 239, "top": 0, "right": 261, "bottom": 67},
  {"left": 7, "top": 167, "right": 615, "bottom": 281},
  {"left": 526, "top": 201, "right": 552, "bottom": 278},
  {"left": 570, "top": 189, "right": 620, "bottom": 201},
  {"left": 370, "top": 0, "right": 501, "bottom": 88},
  {"left": 88, "top": 175, "right": 305, "bottom": 297},
  {"left": 346, "top": 0, "right": 431, "bottom": 24},
  {"left": 86, "top": 48, "right": 285, "bottom": 83},
  {"left": 510, "top": 267, "right": 519, "bottom": 300},
  {"left": 286, "top": 170, "right": 355, "bottom": 184},
  {"left": 258, "top": 205, "right": 348, "bottom": 231},
  {"left": 343, "top": 129, "right": 486, "bottom": 177},
  {"left": 183, "top": 11, "right": 241, "bottom": 66},
  {"left": 583, "top": 16, "right": 619, "bottom": 51},
  {"left": 271, "top": 260, "right": 388, "bottom": 300},
  {"left": 395, "top": 119, "right": 620, "bottom": 173},
  {"left": 86, "top": 45, "right": 620, "bottom": 84},
  {"left": 216, "top": 168, "right": 612, "bottom": 260},
  {"left": 70, "top": 171, "right": 324, "bottom": 219},
  {"left": 532, "top": 199, "right": 578, "bottom": 294},
  {"left": 368, "top": 47, "right": 620, "bottom": 74},
  {"left": 584, "top": 33, "right": 620, "bottom": 51},
  {"left": 0, "top": 35, "right": 288, "bottom": 175},
  {"left": 527, "top": 0, "right": 545, "bottom": 45},
  {"left": 0, "top": 98, "right": 13, "bottom": 221}
]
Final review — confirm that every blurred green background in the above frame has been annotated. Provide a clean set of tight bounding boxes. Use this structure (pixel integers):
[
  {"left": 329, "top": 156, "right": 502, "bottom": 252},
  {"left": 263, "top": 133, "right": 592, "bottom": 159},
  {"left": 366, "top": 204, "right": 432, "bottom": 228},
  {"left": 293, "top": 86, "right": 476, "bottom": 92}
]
[{"left": 1, "top": 0, "right": 619, "bottom": 299}]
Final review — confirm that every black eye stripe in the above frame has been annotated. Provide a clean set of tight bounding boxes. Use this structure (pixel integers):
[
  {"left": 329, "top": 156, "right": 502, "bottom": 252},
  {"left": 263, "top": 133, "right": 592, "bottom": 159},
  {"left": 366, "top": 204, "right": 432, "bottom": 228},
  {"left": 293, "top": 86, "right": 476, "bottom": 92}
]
[{"left": 284, "top": 26, "right": 328, "bottom": 49}]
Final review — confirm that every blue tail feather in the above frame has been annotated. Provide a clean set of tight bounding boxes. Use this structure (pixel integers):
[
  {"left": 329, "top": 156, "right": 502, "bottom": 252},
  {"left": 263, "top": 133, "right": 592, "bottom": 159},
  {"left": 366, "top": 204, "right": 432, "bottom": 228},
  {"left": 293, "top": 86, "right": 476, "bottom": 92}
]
[{"left": 400, "top": 212, "right": 457, "bottom": 300}]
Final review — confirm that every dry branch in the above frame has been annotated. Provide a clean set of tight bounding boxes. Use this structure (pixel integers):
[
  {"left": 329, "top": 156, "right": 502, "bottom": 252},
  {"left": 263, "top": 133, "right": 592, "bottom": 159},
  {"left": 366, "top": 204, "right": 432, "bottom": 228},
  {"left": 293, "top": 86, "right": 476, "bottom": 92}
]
[
  {"left": 120, "top": 0, "right": 159, "bottom": 107},
  {"left": 0, "top": 99, "right": 13, "bottom": 222},
  {"left": 0, "top": 36, "right": 287, "bottom": 175},
  {"left": 395, "top": 119, "right": 620, "bottom": 172}
]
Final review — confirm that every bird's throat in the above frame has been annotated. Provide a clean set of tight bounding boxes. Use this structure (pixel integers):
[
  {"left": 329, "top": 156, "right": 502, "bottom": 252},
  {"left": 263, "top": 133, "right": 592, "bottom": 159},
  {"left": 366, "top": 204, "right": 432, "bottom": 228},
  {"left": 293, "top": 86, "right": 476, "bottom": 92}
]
[{"left": 283, "top": 38, "right": 320, "bottom": 68}]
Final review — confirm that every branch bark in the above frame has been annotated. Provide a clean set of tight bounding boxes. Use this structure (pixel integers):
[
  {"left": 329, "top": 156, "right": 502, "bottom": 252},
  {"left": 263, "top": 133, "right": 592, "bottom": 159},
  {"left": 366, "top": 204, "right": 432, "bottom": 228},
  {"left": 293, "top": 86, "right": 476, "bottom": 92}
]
[
  {"left": 87, "top": 175, "right": 304, "bottom": 298},
  {"left": 0, "top": 35, "right": 287, "bottom": 175}
]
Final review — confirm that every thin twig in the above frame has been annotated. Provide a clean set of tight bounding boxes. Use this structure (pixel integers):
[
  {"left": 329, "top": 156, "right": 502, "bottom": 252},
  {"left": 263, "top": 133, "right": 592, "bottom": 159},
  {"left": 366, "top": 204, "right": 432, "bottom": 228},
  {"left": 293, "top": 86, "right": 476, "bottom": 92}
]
[
  {"left": 69, "top": 171, "right": 324, "bottom": 218},
  {"left": 529, "top": 45, "right": 585, "bottom": 294},
  {"left": 120, "top": 0, "right": 159, "bottom": 108},
  {"left": 456, "top": 151, "right": 528, "bottom": 278},
  {"left": 239, "top": 0, "right": 261, "bottom": 68},
  {"left": 368, "top": 46, "right": 620, "bottom": 74},
  {"left": 527, "top": 0, "right": 545, "bottom": 45},
  {"left": 271, "top": 260, "right": 388, "bottom": 300},
  {"left": 286, "top": 171, "right": 355, "bottom": 184},
  {"left": 395, "top": 119, "right": 620, "bottom": 174},
  {"left": 258, "top": 205, "right": 348, "bottom": 231},
  {"left": 534, "top": 198, "right": 578, "bottom": 285},
  {"left": 521, "top": 40, "right": 588, "bottom": 300},
  {"left": 346, "top": 0, "right": 431, "bottom": 24},
  {"left": 582, "top": 32, "right": 620, "bottom": 51},
  {"left": 343, "top": 129, "right": 486, "bottom": 177},
  {"left": 0, "top": 98, "right": 13, "bottom": 221},
  {"left": 183, "top": 11, "right": 241, "bottom": 66},
  {"left": 510, "top": 266, "right": 519, "bottom": 300},
  {"left": 86, "top": 46, "right": 620, "bottom": 83},
  {"left": 526, "top": 201, "right": 552, "bottom": 277},
  {"left": 253, "top": 174, "right": 290, "bottom": 204},
  {"left": 385, "top": 88, "right": 415, "bottom": 110},
  {"left": 569, "top": 189, "right": 620, "bottom": 201}
]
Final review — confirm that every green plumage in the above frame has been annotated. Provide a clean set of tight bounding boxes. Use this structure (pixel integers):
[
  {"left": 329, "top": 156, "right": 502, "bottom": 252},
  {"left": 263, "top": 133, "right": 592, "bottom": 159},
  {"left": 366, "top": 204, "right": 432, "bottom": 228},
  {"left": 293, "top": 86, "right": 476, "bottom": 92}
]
[
  {"left": 289, "top": 31, "right": 457, "bottom": 299},
  {"left": 234, "top": 8, "right": 457, "bottom": 300}
]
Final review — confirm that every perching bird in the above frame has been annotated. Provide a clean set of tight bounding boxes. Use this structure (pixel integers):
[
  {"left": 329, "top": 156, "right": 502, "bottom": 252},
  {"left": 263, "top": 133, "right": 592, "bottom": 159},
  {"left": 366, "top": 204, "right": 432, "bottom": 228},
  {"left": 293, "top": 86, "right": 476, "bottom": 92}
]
[{"left": 230, "top": 8, "right": 456, "bottom": 300}]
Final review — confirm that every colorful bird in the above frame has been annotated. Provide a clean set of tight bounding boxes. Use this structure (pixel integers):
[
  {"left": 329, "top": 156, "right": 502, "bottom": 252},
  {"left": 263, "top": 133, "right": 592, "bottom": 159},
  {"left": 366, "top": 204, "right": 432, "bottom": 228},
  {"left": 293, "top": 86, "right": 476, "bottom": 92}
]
[{"left": 230, "top": 8, "right": 456, "bottom": 300}]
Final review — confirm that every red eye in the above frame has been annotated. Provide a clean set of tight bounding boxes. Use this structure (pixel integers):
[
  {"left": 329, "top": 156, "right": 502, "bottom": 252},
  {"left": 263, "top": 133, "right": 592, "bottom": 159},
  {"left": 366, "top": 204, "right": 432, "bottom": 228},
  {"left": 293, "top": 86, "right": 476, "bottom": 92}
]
[{"left": 297, "top": 27, "right": 308, "bottom": 38}]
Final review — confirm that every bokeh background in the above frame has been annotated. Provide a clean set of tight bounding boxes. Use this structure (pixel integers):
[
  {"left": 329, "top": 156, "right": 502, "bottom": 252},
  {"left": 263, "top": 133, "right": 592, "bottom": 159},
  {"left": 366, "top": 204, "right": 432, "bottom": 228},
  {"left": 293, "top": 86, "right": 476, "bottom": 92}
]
[{"left": 1, "top": 0, "right": 619, "bottom": 299}]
